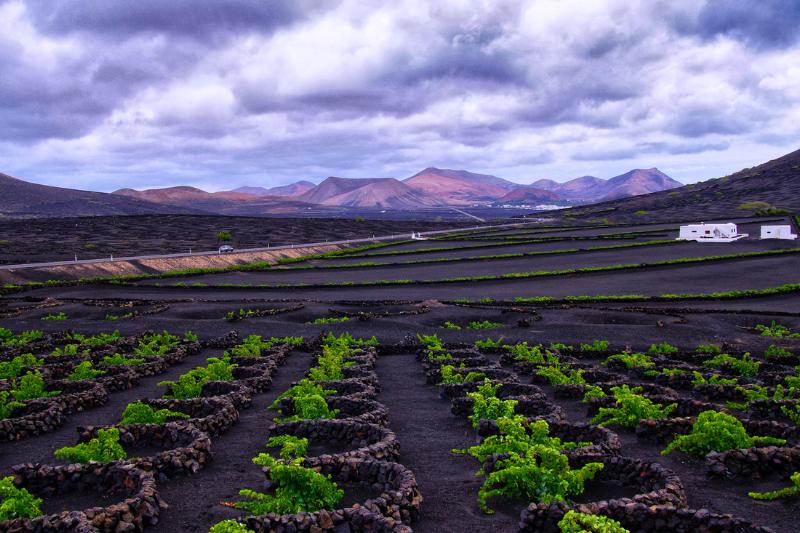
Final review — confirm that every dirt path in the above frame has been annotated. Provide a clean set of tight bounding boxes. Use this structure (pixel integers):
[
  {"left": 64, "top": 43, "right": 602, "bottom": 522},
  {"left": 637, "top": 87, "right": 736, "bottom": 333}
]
[
  {"left": 154, "top": 350, "right": 313, "bottom": 533},
  {"left": 376, "top": 353, "right": 521, "bottom": 533}
]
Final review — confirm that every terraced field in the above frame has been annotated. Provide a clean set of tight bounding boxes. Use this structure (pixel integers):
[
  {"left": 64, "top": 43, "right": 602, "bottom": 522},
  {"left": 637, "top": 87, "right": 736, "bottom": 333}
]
[{"left": 1, "top": 216, "right": 799, "bottom": 532}]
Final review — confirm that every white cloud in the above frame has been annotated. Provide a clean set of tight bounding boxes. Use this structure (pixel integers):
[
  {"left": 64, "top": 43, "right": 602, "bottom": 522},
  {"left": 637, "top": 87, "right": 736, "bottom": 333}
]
[{"left": 0, "top": 0, "right": 798, "bottom": 191}]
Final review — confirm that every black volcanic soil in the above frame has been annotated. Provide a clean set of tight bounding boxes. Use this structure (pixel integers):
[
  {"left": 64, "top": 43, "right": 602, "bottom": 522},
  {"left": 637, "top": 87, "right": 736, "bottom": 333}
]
[
  {"left": 1, "top": 218, "right": 800, "bottom": 532},
  {"left": 377, "top": 353, "right": 521, "bottom": 533},
  {"left": 0, "top": 215, "right": 468, "bottom": 265}
]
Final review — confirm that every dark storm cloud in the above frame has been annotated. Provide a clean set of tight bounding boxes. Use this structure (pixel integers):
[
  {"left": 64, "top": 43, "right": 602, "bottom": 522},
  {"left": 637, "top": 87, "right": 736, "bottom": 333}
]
[
  {"left": 682, "top": 0, "right": 800, "bottom": 48},
  {"left": 0, "top": 0, "right": 798, "bottom": 190},
  {"left": 24, "top": 0, "right": 320, "bottom": 38}
]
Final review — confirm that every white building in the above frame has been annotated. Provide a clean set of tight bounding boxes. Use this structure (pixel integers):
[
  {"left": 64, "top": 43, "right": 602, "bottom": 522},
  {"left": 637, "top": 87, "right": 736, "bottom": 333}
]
[
  {"left": 678, "top": 222, "right": 748, "bottom": 242},
  {"left": 760, "top": 225, "right": 798, "bottom": 240}
]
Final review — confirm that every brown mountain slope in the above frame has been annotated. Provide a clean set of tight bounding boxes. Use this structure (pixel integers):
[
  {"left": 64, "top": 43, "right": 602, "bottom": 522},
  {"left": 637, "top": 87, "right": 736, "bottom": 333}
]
[
  {"left": 232, "top": 181, "right": 316, "bottom": 197},
  {"left": 497, "top": 186, "right": 561, "bottom": 204},
  {"left": 601, "top": 168, "right": 683, "bottom": 200},
  {"left": 296, "top": 177, "right": 387, "bottom": 205},
  {"left": 403, "top": 167, "right": 519, "bottom": 204},
  {"left": 528, "top": 169, "right": 680, "bottom": 203},
  {"left": 114, "top": 186, "right": 255, "bottom": 203},
  {"left": 554, "top": 148, "right": 800, "bottom": 222},
  {"left": 320, "top": 178, "right": 440, "bottom": 209},
  {"left": 0, "top": 172, "right": 199, "bottom": 218},
  {"left": 113, "top": 185, "right": 320, "bottom": 215}
]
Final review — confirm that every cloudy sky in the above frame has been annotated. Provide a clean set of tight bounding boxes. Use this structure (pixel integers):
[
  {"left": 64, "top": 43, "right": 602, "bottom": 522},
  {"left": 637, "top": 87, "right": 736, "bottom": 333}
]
[{"left": 1, "top": 0, "right": 799, "bottom": 192}]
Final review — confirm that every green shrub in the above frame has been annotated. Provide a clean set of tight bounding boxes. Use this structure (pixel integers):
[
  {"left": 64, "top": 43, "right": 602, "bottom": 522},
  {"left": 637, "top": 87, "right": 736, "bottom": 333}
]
[
  {"left": 201, "top": 357, "right": 237, "bottom": 381},
  {"left": 579, "top": 340, "right": 609, "bottom": 352},
  {"left": 234, "top": 454, "right": 343, "bottom": 514},
  {"left": 209, "top": 521, "right": 255, "bottom": 533},
  {"left": 604, "top": 352, "right": 654, "bottom": 369},
  {"left": 475, "top": 337, "right": 504, "bottom": 349},
  {"left": 536, "top": 365, "right": 585, "bottom": 386},
  {"left": 309, "top": 316, "right": 351, "bottom": 325},
  {"left": 0, "top": 329, "right": 43, "bottom": 347},
  {"left": 467, "top": 320, "right": 503, "bottom": 330},
  {"left": 0, "top": 476, "right": 43, "bottom": 520},
  {"left": 0, "top": 354, "right": 43, "bottom": 379},
  {"left": 591, "top": 385, "right": 676, "bottom": 429},
  {"left": 454, "top": 417, "right": 585, "bottom": 466},
  {"left": 11, "top": 372, "right": 59, "bottom": 400},
  {"left": 40, "top": 312, "right": 67, "bottom": 321},
  {"left": 158, "top": 373, "right": 204, "bottom": 399},
  {"left": 104, "top": 311, "right": 135, "bottom": 321},
  {"left": 748, "top": 471, "right": 800, "bottom": 500},
  {"left": 120, "top": 401, "right": 189, "bottom": 424},
  {"left": 440, "top": 321, "right": 461, "bottom": 330},
  {"left": 662, "top": 410, "right": 786, "bottom": 456},
  {"left": 477, "top": 445, "right": 603, "bottom": 514},
  {"left": 558, "top": 510, "right": 630, "bottom": 533},
  {"left": 648, "top": 342, "right": 678, "bottom": 354},
  {"left": 50, "top": 344, "right": 86, "bottom": 358},
  {"left": 265, "top": 435, "right": 309, "bottom": 460},
  {"left": 54, "top": 428, "right": 127, "bottom": 463},
  {"left": 277, "top": 395, "right": 339, "bottom": 422},
  {"left": 467, "top": 381, "right": 518, "bottom": 428},
  {"left": 691, "top": 371, "right": 738, "bottom": 386},
  {"left": 101, "top": 354, "right": 145, "bottom": 366},
  {"left": 0, "top": 391, "right": 24, "bottom": 420},
  {"left": 755, "top": 321, "right": 800, "bottom": 338},
  {"left": 781, "top": 404, "right": 800, "bottom": 425},
  {"left": 270, "top": 379, "right": 336, "bottom": 410},
  {"left": 134, "top": 331, "right": 181, "bottom": 356},
  {"left": 67, "top": 361, "right": 105, "bottom": 381},
  {"left": 765, "top": 345, "right": 794, "bottom": 359},
  {"left": 439, "top": 365, "right": 486, "bottom": 384},
  {"left": 549, "top": 343, "right": 574, "bottom": 351},
  {"left": 417, "top": 333, "right": 444, "bottom": 351},
  {"left": 696, "top": 344, "right": 722, "bottom": 354},
  {"left": 703, "top": 353, "right": 760, "bottom": 377},
  {"left": 509, "top": 342, "right": 558, "bottom": 364}
]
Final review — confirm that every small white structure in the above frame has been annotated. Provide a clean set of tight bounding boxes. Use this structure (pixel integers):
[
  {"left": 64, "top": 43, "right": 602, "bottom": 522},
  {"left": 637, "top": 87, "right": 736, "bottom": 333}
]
[
  {"left": 678, "top": 222, "right": 748, "bottom": 243},
  {"left": 410, "top": 232, "right": 427, "bottom": 240},
  {"left": 760, "top": 225, "right": 798, "bottom": 240}
]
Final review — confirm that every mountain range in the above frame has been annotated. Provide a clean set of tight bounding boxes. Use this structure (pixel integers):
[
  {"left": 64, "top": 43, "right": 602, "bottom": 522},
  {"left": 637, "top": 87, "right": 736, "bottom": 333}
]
[
  {"left": 557, "top": 148, "right": 800, "bottom": 222},
  {"left": 0, "top": 165, "right": 682, "bottom": 218}
]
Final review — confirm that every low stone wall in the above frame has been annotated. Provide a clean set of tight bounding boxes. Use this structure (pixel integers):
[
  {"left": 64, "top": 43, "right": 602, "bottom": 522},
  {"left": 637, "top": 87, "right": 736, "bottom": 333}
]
[
  {"left": 78, "top": 422, "right": 212, "bottom": 479},
  {"left": 520, "top": 501, "right": 773, "bottom": 533},
  {"left": 250, "top": 458, "right": 421, "bottom": 530},
  {"left": 314, "top": 378, "right": 378, "bottom": 401},
  {"left": 0, "top": 400, "right": 66, "bottom": 442},
  {"left": 268, "top": 419, "right": 400, "bottom": 464},
  {"left": 145, "top": 397, "right": 239, "bottom": 436},
  {"left": 5, "top": 462, "right": 165, "bottom": 533},
  {"left": 520, "top": 457, "right": 687, "bottom": 532},
  {"left": 707, "top": 445, "right": 800, "bottom": 479}
]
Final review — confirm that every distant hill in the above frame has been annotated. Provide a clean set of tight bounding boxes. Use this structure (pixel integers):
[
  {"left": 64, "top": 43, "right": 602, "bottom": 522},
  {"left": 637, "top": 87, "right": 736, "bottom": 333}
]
[
  {"left": 2, "top": 163, "right": 692, "bottom": 218},
  {"left": 298, "top": 177, "right": 439, "bottom": 209},
  {"left": 403, "top": 167, "right": 518, "bottom": 204},
  {"left": 0, "top": 172, "right": 198, "bottom": 218},
  {"left": 114, "top": 186, "right": 254, "bottom": 203},
  {"left": 530, "top": 169, "right": 680, "bottom": 202},
  {"left": 113, "top": 185, "right": 319, "bottom": 216},
  {"left": 553, "top": 149, "right": 800, "bottom": 221},
  {"left": 232, "top": 181, "right": 315, "bottom": 197},
  {"left": 601, "top": 168, "right": 683, "bottom": 200},
  {"left": 496, "top": 186, "right": 561, "bottom": 205}
]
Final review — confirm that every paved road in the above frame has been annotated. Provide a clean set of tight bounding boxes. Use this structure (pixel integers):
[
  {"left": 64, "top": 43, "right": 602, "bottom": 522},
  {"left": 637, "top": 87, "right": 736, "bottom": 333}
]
[{"left": 0, "top": 220, "right": 543, "bottom": 271}]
